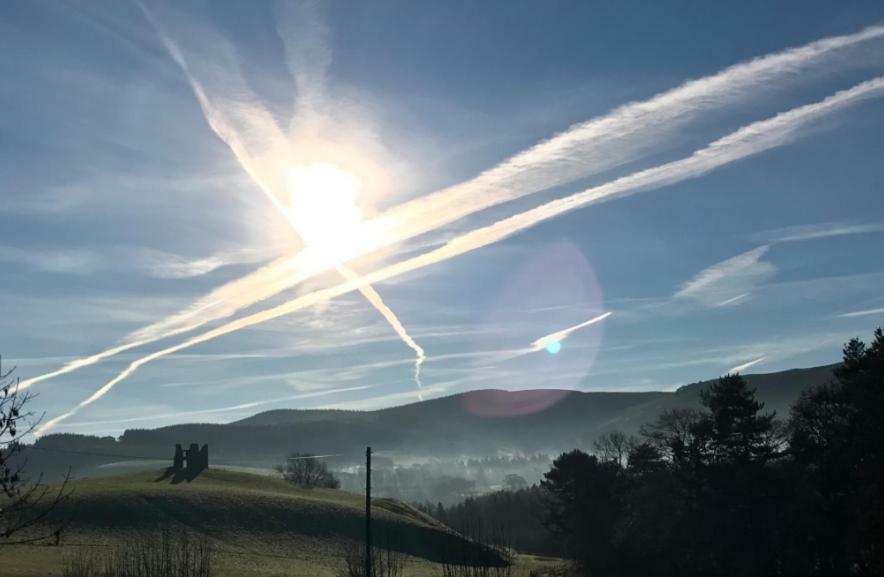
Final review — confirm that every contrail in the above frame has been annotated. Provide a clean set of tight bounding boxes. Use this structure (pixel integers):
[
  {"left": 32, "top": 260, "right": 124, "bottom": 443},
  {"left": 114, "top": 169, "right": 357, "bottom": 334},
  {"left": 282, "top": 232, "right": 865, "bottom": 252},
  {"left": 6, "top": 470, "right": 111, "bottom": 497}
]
[
  {"left": 21, "top": 24, "right": 884, "bottom": 391},
  {"left": 530, "top": 312, "right": 613, "bottom": 353},
  {"left": 337, "top": 266, "right": 426, "bottom": 393},
  {"left": 726, "top": 356, "right": 766, "bottom": 374},
  {"left": 145, "top": 0, "right": 431, "bottom": 391},
  {"left": 489, "top": 311, "right": 614, "bottom": 364},
  {"left": 716, "top": 294, "right": 749, "bottom": 307},
  {"left": 36, "top": 77, "right": 884, "bottom": 434},
  {"left": 837, "top": 306, "right": 884, "bottom": 318}
]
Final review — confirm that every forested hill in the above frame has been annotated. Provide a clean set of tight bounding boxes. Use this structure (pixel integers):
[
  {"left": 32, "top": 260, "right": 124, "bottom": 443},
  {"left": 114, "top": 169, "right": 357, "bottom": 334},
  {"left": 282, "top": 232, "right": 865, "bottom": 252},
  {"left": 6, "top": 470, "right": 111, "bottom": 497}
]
[{"left": 25, "top": 364, "right": 836, "bottom": 480}]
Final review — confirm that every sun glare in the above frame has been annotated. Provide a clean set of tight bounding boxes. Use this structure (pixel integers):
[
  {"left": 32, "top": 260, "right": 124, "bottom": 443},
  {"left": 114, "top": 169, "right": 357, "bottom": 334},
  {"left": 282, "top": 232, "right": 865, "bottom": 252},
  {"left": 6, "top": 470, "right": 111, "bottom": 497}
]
[{"left": 285, "top": 162, "right": 364, "bottom": 259}]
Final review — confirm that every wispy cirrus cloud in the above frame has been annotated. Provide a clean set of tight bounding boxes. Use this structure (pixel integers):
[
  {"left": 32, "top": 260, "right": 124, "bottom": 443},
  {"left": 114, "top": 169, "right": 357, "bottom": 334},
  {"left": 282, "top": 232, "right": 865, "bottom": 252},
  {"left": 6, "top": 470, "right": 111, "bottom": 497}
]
[
  {"left": 35, "top": 75, "right": 884, "bottom": 435},
  {"left": 136, "top": 247, "right": 276, "bottom": 279},
  {"left": 62, "top": 384, "right": 371, "bottom": 429},
  {"left": 675, "top": 246, "right": 777, "bottom": 307},
  {"left": 750, "top": 220, "right": 884, "bottom": 243},
  {"left": 0, "top": 245, "right": 274, "bottom": 278},
  {"left": 322, "top": 383, "right": 454, "bottom": 411}
]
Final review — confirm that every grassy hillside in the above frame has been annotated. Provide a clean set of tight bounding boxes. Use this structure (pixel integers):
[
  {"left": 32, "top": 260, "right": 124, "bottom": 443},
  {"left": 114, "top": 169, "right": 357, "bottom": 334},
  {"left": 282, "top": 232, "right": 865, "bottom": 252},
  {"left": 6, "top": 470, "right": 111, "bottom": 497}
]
[{"left": 0, "top": 468, "right": 515, "bottom": 577}]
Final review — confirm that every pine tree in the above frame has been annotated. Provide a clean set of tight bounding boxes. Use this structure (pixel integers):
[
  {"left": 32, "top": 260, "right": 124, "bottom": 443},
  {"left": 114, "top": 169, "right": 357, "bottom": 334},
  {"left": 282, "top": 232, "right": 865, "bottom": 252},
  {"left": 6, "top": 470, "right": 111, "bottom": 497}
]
[{"left": 699, "top": 373, "right": 778, "bottom": 465}]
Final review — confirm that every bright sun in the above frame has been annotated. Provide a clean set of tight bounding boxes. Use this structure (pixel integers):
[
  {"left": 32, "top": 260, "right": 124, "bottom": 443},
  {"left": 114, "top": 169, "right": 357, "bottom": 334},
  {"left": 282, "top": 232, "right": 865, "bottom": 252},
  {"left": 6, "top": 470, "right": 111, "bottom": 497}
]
[{"left": 285, "top": 162, "right": 364, "bottom": 258}]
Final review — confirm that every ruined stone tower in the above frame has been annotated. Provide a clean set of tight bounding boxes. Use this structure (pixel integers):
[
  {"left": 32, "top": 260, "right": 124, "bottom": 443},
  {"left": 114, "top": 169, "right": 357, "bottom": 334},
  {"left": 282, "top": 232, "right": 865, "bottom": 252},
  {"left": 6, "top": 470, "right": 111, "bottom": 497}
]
[{"left": 171, "top": 443, "right": 208, "bottom": 474}]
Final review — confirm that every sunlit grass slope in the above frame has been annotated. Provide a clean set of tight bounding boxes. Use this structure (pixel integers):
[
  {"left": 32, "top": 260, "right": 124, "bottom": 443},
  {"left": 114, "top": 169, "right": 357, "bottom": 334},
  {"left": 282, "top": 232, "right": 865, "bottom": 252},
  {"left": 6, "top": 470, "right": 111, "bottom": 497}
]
[{"left": 0, "top": 468, "right": 514, "bottom": 577}]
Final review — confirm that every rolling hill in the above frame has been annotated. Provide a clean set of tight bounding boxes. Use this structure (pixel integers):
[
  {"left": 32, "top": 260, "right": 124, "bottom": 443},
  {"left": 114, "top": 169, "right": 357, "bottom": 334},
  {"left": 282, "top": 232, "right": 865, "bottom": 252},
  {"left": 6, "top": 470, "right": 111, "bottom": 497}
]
[{"left": 0, "top": 468, "right": 508, "bottom": 577}]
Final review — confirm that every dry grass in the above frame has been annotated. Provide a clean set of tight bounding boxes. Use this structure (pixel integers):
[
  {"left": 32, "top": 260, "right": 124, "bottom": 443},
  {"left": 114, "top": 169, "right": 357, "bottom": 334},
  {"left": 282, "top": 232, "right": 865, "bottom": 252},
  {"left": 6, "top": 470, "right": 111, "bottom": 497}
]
[
  {"left": 62, "top": 528, "right": 211, "bottom": 577},
  {"left": 0, "top": 468, "right": 544, "bottom": 577}
]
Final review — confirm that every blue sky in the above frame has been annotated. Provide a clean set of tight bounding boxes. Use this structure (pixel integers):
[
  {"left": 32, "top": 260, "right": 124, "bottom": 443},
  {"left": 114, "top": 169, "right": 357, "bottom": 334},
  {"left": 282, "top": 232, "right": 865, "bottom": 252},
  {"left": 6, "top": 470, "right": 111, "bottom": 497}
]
[{"left": 2, "top": 1, "right": 884, "bottom": 437}]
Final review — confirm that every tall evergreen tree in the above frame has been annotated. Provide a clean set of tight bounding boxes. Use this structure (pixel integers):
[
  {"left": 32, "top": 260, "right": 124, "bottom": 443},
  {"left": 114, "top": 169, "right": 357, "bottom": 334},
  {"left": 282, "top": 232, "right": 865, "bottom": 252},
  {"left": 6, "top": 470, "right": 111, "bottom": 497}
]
[
  {"left": 541, "top": 450, "right": 624, "bottom": 575},
  {"left": 699, "top": 373, "right": 779, "bottom": 465}
]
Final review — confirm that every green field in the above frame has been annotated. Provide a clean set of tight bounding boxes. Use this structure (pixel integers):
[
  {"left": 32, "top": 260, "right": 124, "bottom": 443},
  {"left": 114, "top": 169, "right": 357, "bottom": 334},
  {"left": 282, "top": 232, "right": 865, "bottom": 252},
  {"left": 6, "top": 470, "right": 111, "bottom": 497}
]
[{"left": 0, "top": 468, "right": 560, "bottom": 577}]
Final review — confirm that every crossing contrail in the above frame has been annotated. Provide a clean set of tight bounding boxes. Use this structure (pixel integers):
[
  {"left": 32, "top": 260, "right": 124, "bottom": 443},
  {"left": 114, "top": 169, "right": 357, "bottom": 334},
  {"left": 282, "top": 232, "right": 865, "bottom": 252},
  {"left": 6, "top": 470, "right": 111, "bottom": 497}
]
[
  {"left": 20, "top": 23, "right": 884, "bottom": 392},
  {"left": 141, "top": 0, "right": 430, "bottom": 391},
  {"left": 337, "top": 265, "right": 426, "bottom": 393},
  {"left": 35, "top": 77, "right": 884, "bottom": 434}
]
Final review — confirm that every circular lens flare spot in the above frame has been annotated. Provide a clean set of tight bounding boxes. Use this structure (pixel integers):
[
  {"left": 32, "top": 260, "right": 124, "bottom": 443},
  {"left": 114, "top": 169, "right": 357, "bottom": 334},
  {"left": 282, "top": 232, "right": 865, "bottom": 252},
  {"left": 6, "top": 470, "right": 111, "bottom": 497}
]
[{"left": 544, "top": 340, "right": 562, "bottom": 354}]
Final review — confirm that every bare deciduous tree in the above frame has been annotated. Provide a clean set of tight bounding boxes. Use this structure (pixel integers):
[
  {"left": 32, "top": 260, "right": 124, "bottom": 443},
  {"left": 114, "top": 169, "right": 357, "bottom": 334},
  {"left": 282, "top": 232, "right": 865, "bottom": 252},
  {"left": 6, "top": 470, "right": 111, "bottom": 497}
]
[
  {"left": 0, "top": 357, "right": 70, "bottom": 544},
  {"left": 592, "top": 431, "right": 637, "bottom": 466},
  {"left": 276, "top": 453, "right": 340, "bottom": 488}
]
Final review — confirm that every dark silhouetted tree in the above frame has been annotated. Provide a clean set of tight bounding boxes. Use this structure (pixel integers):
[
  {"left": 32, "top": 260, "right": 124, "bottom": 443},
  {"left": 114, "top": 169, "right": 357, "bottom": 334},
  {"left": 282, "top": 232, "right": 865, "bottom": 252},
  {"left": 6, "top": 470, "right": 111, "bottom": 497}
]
[
  {"left": 625, "top": 442, "right": 664, "bottom": 477},
  {"left": 699, "top": 373, "right": 779, "bottom": 465},
  {"left": 789, "top": 329, "right": 884, "bottom": 576},
  {"left": 641, "top": 407, "right": 706, "bottom": 467},
  {"left": 592, "top": 431, "right": 637, "bottom": 466},
  {"left": 502, "top": 474, "right": 528, "bottom": 492},
  {"left": 0, "top": 358, "right": 70, "bottom": 544},
  {"left": 541, "top": 450, "right": 624, "bottom": 574}
]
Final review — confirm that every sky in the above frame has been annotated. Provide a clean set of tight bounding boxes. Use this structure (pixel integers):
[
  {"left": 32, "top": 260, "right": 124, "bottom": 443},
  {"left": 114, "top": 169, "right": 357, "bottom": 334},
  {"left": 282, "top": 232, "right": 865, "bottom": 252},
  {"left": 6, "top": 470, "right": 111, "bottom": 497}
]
[{"left": 2, "top": 1, "right": 884, "bottom": 437}]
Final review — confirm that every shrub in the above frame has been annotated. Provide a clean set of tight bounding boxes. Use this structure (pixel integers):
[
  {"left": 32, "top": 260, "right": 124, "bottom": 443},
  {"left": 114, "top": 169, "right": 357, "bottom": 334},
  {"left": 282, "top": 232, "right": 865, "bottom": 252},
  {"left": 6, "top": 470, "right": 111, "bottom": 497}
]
[{"left": 63, "top": 527, "right": 212, "bottom": 577}]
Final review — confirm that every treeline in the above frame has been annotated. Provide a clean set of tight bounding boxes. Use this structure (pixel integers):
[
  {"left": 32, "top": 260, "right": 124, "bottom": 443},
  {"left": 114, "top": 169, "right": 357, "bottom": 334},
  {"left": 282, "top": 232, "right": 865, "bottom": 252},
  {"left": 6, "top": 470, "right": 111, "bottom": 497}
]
[
  {"left": 431, "top": 329, "right": 884, "bottom": 577},
  {"left": 422, "top": 486, "right": 560, "bottom": 557}
]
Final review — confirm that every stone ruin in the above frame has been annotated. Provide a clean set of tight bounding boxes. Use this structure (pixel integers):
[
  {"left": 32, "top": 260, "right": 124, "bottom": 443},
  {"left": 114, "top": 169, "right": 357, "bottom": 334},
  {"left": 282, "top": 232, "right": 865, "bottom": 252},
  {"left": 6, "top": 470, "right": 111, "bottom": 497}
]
[{"left": 172, "top": 443, "right": 208, "bottom": 475}]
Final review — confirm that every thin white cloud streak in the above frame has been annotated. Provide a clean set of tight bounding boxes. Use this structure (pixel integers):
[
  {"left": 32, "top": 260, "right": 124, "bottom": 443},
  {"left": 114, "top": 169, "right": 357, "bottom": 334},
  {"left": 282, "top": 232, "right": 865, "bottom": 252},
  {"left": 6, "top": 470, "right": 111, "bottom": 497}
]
[
  {"left": 61, "top": 384, "right": 371, "bottom": 429},
  {"left": 323, "top": 384, "right": 453, "bottom": 411},
  {"left": 837, "top": 306, "right": 884, "bottom": 318},
  {"left": 338, "top": 266, "right": 426, "bottom": 392},
  {"left": 36, "top": 77, "right": 884, "bottom": 434},
  {"left": 753, "top": 221, "right": 884, "bottom": 243},
  {"left": 530, "top": 312, "right": 613, "bottom": 352},
  {"left": 675, "top": 246, "right": 776, "bottom": 306},
  {"left": 273, "top": 0, "right": 332, "bottom": 127},
  {"left": 139, "top": 248, "right": 273, "bottom": 279},
  {"left": 0, "top": 246, "right": 101, "bottom": 275},
  {"left": 0, "top": 245, "right": 265, "bottom": 278},
  {"left": 726, "top": 356, "right": 767, "bottom": 374},
  {"left": 489, "top": 311, "right": 613, "bottom": 364},
  {"left": 17, "top": 253, "right": 323, "bottom": 391},
  {"left": 716, "top": 293, "right": 749, "bottom": 307},
  {"left": 21, "top": 26, "right": 884, "bottom": 392}
]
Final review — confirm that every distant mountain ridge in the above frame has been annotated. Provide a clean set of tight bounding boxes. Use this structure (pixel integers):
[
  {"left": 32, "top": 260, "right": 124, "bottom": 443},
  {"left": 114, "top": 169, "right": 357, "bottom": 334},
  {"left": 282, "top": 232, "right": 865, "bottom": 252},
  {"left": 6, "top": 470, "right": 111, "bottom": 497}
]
[{"left": 25, "top": 363, "right": 837, "bottom": 480}]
